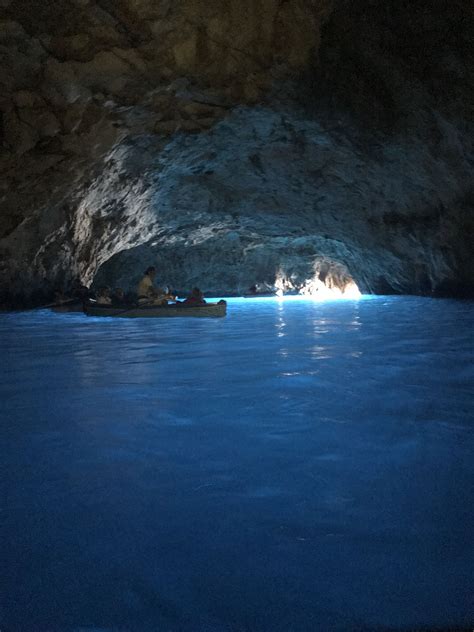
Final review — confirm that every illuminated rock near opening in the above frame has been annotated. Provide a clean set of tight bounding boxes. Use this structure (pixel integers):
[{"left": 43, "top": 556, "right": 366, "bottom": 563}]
[{"left": 0, "top": 0, "right": 472, "bottom": 305}]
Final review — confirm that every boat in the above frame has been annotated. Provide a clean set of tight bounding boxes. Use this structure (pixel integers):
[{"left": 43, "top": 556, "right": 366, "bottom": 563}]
[
  {"left": 51, "top": 300, "right": 84, "bottom": 313},
  {"left": 242, "top": 291, "right": 277, "bottom": 298},
  {"left": 84, "top": 301, "right": 227, "bottom": 318}
]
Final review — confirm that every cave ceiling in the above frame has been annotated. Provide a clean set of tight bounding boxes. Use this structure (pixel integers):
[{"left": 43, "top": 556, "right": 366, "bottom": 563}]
[{"left": 0, "top": 0, "right": 473, "bottom": 304}]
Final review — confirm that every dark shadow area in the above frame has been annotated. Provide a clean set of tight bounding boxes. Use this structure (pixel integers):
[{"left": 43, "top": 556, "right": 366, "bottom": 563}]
[{"left": 305, "top": 0, "right": 474, "bottom": 133}]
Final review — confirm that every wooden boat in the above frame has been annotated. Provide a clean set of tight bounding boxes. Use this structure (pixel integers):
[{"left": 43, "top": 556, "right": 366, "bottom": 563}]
[
  {"left": 84, "top": 301, "right": 227, "bottom": 318},
  {"left": 51, "top": 300, "right": 84, "bottom": 313}
]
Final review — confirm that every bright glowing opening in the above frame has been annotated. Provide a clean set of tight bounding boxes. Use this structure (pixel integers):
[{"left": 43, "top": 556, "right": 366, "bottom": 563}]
[
  {"left": 273, "top": 267, "right": 361, "bottom": 301},
  {"left": 300, "top": 278, "right": 361, "bottom": 301}
]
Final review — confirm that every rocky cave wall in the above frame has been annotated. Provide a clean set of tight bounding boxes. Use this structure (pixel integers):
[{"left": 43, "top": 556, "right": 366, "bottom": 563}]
[{"left": 0, "top": 0, "right": 473, "bottom": 305}]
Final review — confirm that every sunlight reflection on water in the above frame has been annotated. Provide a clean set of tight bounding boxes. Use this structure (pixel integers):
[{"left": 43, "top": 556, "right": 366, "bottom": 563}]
[{"left": 1, "top": 295, "right": 473, "bottom": 631}]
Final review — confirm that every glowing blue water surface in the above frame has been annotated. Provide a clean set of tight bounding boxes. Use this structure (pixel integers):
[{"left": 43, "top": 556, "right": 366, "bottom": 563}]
[{"left": 1, "top": 296, "right": 473, "bottom": 632}]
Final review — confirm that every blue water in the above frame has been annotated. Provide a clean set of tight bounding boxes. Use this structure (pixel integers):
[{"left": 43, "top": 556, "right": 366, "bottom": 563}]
[{"left": 1, "top": 296, "right": 473, "bottom": 632}]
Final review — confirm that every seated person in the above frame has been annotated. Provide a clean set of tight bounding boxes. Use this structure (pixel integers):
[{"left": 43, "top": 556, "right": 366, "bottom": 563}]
[
  {"left": 96, "top": 286, "right": 112, "bottom": 305},
  {"left": 136, "top": 286, "right": 167, "bottom": 306},
  {"left": 111, "top": 288, "right": 126, "bottom": 306},
  {"left": 136, "top": 267, "right": 174, "bottom": 305},
  {"left": 53, "top": 289, "right": 70, "bottom": 304},
  {"left": 70, "top": 279, "right": 91, "bottom": 301},
  {"left": 183, "top": 287, "right": 206, "bottom": 305},
  {"left": 137, "top": 266, "right": 157, "bottom": 300}
]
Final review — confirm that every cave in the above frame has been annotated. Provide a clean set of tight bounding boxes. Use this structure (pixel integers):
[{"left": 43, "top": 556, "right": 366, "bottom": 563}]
[
  {"left": 1, "top": 1, "right": 473, "bottom": 631},
  {"left": 1, "top": 0, "right": 473, "bottom": 305}
]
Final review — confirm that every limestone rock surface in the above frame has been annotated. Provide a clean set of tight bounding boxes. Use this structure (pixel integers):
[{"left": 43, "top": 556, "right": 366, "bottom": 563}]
[
  {"left": 0, "top": 0, "right": 472, "bottom": 305},
  {"left": 93, "top": 105, "right": 473, "bottom": 297}
]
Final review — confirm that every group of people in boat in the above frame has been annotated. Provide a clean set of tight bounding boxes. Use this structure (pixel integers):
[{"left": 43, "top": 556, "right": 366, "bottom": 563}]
[
  {"left": 55, "top": 267, "right": 209, "bottom": 308},
  {"left": 54, "top": 266, "right": 275, "bottom": 309},
  {"left": 131, "top": 266, "right": 208, "bottom": 307},
  {"left": 95, "top": 286, "right": 131, "bottom": 306}
]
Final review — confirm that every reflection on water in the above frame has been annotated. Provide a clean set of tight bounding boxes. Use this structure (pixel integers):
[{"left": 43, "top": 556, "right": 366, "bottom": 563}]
[
  {"left": 1, "top": 296, "right": 473, "bottom": 632},
  {"left": 309, "top": 344, "right": 331, "bottom": 360}
]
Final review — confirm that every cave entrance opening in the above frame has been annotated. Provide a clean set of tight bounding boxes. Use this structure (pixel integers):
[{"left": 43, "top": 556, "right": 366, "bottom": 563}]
[{"left": 92, "top": 243, "right": 361, "bottom": 300}]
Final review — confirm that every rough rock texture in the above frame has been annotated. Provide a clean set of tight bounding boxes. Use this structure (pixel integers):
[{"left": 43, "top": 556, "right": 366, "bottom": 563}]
[
  {"left": 0, "top": 0, "right": 473, "bottom": 305},
  {"left": 93, "top": 104, "right": 472, "bottom": 297}
]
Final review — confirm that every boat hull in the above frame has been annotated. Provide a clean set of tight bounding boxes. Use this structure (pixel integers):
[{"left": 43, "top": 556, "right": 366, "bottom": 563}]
[
  {"left": 51, "top": 301, "right": 84, "bottom": 313},
  {"left": 84, "top": 302, "right": 227, "bottom": 318}
]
